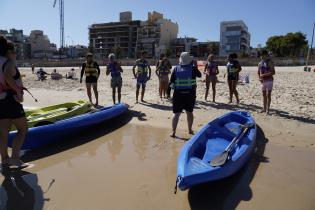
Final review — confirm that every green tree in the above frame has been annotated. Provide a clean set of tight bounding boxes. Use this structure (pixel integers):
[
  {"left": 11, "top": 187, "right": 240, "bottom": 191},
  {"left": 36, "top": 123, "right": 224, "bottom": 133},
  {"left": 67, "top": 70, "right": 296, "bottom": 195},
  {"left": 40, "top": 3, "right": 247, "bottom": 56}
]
[{"left": 266, "top": 32, "right": 308, "bottom": 57}]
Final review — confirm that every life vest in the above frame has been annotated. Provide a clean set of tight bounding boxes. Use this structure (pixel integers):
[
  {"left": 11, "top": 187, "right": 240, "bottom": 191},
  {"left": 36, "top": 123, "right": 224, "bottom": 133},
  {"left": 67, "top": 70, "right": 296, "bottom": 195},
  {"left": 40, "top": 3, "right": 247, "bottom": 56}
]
[
  {"left": 174, "top": 64, "right": 196, "bottom": 90},
  {"left": 227, "top": 61, "right": 239, "bottom": 75},
  {"left": 159, "top": 64, "right": 170, "bottom": 75},
  {"left": 108, "top": 62, "right": 121, "bottom": 77},
  {"left": 259, "top": 60, "right": 273, "bottom": 81},
  {"left": 206, "top": 61, "right": 217, "bottom": 75},
  {"left": 0, "top": 57, "right": 22, "bottom": 96},
  {"left": 137, "top": 59, "right": 149, "bottom": 75},
  {"left": 84, "top": 62, "right": 98, "bottom": 77}
]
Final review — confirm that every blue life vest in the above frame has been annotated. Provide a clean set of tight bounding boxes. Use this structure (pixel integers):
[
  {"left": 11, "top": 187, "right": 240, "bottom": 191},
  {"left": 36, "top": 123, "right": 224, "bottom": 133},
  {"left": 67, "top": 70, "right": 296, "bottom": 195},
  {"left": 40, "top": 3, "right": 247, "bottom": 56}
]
[
  {"left": 174, "top": 64, "right": 196, "bottom": 90},
  {"left": 108, "top": 62, "right": 121, "bottom": 77}
]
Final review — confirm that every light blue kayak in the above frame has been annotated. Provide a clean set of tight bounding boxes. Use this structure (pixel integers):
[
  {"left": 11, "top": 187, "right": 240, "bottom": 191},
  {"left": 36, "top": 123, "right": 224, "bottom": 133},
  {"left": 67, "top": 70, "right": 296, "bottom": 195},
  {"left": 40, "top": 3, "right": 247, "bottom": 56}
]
[{"left": 176, "top": 111, "right": 257, "bottom": 191}]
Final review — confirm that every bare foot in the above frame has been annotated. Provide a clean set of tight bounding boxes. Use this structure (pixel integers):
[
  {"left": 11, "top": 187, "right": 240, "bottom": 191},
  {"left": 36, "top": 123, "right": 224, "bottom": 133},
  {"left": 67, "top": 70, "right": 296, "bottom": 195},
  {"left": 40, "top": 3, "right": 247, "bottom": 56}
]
[
  {"left": 259, "top": 109, "right": 266, "bottom": 113},
  {"left": 170, "top": 132, "right": 176, "bottom": 138},
  {"left": 189, "top": 130, "right": 194, "bottom": 135}
]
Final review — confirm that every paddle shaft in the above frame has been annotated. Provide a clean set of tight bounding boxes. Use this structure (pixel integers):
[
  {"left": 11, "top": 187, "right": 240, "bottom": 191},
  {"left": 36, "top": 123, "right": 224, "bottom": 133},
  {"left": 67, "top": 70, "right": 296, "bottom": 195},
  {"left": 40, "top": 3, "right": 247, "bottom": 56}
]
[{"left": 226, "top": 126, "right": 250, "bottom": 154}]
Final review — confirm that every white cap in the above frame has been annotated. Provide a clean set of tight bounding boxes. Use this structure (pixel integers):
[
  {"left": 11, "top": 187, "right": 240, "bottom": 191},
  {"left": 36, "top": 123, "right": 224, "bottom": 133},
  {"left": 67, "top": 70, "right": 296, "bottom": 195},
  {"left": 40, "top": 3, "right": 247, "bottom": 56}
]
[{"left": 179, "top": 52, "right": 193, "bottom": 65}]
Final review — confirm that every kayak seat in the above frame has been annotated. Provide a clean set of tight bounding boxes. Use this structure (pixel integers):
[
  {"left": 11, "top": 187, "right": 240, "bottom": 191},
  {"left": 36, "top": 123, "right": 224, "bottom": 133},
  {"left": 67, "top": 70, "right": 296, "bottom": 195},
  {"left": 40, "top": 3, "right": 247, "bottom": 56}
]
[
  {"left": 202, "top": 138, "right": 230, "bottom": 162},
  {"left": 187, "top": 157, "right": 212, "bottom": 175}
]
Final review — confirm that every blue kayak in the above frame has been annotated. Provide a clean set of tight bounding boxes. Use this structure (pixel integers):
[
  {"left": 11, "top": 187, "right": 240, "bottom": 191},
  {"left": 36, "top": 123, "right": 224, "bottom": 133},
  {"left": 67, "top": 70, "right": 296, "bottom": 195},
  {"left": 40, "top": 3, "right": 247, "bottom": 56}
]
[
  {"left": 176, "top": 111, "right": 257, "bottom": 191},
  {"left": 9, "top": 103, "right": 128, "bottom": 150}
]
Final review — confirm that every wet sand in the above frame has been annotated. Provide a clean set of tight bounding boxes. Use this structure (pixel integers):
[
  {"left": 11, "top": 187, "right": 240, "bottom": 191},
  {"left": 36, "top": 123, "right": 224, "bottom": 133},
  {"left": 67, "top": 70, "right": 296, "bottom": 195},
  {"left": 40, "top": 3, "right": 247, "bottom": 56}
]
[
  {"left": 0, "top": 65, "right": 314, "bottom": 209},
  {"left": 0, "top": 119, "right": 314, "bottom": 210}
]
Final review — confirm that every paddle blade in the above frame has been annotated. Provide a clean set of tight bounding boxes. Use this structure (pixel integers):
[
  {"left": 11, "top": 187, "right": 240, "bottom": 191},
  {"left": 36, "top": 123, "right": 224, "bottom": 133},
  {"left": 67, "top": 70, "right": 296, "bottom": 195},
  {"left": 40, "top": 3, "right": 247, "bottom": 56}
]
[{"left": 210, "top": 151, "right": 229, "bottom": 167}]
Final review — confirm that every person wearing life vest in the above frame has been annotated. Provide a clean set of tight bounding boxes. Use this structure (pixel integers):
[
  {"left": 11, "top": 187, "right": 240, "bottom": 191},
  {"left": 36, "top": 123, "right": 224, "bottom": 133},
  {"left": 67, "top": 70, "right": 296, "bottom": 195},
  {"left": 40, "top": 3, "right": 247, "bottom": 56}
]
[
  {"left": 226, "top": 53, "right": 242, "bottom": 103},
  {"left": 80, "top": 52, "right": 100, "bottom": 107},
  {"left": 258, "top": 50, "right": 275, "bottom": 115},
  {"left": 0, "top": 39, "right": 29, "bottom": 169},
  {"left": 132, "top": 51, "right": 151, "bottom": 103},
  {"left": 106, "top": 53, "right": 123, "bottom": 104},
  {"left": 156, "top": 55, "right": 172, "bottom": 99},
  {"left": 170, "top": 52, "right": 201, "bottom": 138},
  {"left": 204, "top": 54, "right": 219, "bottom": 102}
]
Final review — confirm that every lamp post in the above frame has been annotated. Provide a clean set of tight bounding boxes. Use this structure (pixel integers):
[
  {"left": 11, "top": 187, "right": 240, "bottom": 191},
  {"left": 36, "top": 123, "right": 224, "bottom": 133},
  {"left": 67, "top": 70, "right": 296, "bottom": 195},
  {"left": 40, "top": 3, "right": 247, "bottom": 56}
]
[{"left": 305, "top": 22, "right": 315, "bottom": 68}]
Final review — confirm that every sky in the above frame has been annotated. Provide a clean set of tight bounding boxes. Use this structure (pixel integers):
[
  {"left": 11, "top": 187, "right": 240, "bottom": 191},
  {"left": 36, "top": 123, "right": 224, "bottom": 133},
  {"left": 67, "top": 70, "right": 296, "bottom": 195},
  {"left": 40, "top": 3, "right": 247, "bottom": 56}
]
[{"left": 0, "top": 0, "right": 314, "bottom": 48}]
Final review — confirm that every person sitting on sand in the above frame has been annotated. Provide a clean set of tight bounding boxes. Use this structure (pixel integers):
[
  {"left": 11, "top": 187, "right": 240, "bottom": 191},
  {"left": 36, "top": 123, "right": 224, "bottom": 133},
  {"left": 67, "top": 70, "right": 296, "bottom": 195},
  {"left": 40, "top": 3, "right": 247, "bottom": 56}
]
[
  {"left": 66, "top": 68, "right": 76, "bottom": 79},
  {"left": 204, "top": 54, "right": 219, "bottom": 102},
  {"left": 156, "top": 56, "right": 172, "bottom": 99},
  {"left": 51, "top": 69, "right": 62, "bottom": 80},
  {"left": 80, "top": 52, "right": 100, "bottom": 107},
  {"left": 170, "top": 52, "right": 201, "bottom": 137},
  {"left": 226, "top": 53, "right": 242, "bottom": 103},
  {"left": 36, "top": 68, "right": 48, "bottom": 81},
  {"left": 106, "top": 53, "right": 123, "bottom": 104},
  {"left": 132, "top": 51, "right": 151, "bottom": 103},
  {"left": 258, "top": 50, "right": 275, "bottom": 115}
]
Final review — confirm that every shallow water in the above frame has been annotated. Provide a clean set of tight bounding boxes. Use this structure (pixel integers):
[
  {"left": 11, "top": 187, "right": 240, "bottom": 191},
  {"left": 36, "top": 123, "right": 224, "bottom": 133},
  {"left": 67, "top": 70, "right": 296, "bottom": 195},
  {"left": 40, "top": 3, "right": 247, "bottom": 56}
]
[{"left": 0, "top": 121, "right": 314, "bottom": 210}]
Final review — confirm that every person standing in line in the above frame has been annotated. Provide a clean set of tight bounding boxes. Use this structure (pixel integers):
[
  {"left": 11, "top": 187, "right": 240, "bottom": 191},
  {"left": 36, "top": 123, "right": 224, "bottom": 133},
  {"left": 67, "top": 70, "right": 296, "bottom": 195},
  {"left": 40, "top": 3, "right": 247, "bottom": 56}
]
[
  {"left": 80, "top": 52, "right": 100, "bottom": 107},
  {"left": 204, "top": 54, "right": 219, "bottom": 102},
  {"left": 258, "top": 50, "right": 275, "bottom": 115},
  {"left": 132, "top": 51, "right": 151, "bottom": 103},
  {"left": 170, "top": 52, "right": 201, "bottom": 137},
  {"left": 106, "top": 53, "right": 123, "bottom": 104},
  {"left": 156, "top": 55, "right": 172, "bottom": 99},
  {"left": 226, "top": 53, "right": 242, "bottom": 103}
]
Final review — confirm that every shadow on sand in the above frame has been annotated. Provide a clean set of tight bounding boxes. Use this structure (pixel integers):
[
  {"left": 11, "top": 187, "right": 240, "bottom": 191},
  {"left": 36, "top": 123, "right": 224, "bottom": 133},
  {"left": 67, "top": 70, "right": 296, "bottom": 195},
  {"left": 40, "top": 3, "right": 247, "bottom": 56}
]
[
  {"left": 188, "top": 125, "right": 269, "bottom": 210},
  {"left": 21, "top": 112, "right": 133, "bottom": 162},
  {"left": 196, "top": 101, "right": 315, "bottom": 125},
  {"left": 0, "top": 169, "right": 45, "bottom": 210}
]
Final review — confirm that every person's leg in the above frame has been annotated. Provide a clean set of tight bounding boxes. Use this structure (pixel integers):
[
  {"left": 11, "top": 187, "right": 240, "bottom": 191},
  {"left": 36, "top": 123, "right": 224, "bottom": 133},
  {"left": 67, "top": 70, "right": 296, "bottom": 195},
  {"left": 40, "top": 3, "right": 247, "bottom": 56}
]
[
  {"left": 92, "top": 83, "right": 98, "bottom": 107},
  {"left": 118, "top": 86, "right": 122, "bottom": 103},
  {"left": 233, "top": 81, "right": 239, "bottom": 103},
  {"left": 212, "top": 80, "right": 217, "bottom": 102},
  {"left": 205, "top": 78, "right": 210, "bottom": 101},
  {"left": 112, "top": 87, "right": 116, "bottom": 104},
  {"left": 228, "top": 80, "right": 233, "bottom": 103},
  {"left": 0, "top": 119, "right": 11, "bottom": 164},
  {"left": 186, "top": 111, "right": 194, "bottom": 134},
  {"left": 136, "top": 85, "right": 140, "bottom": 103},
  {"left": 141, "top": 85, "right": 146, "bottom": 102},
  {"left": 261, "top": 90, "right": 267, "bottom": 113},
  {"left": 86, "top": 83, "right": 92, "bottom": 104},
  {"left": 266, "top": 90, "right": 272, "bottom": 114},
  {"left": 171, "top": 113, "right": 181, "bottom": 137},
  {"left": 10, "top": 117, "right": 28, "bottom": 162},
  {"left": 159, "top": 79, "right": 163, "bottom": 99}
]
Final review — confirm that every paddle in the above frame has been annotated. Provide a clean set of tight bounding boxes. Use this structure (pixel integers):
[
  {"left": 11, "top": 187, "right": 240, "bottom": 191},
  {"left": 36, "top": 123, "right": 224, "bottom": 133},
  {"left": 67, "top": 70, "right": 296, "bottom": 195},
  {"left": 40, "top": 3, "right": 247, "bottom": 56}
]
[{"left": 210, "top": 122, "right": 255, "bottom": 167}]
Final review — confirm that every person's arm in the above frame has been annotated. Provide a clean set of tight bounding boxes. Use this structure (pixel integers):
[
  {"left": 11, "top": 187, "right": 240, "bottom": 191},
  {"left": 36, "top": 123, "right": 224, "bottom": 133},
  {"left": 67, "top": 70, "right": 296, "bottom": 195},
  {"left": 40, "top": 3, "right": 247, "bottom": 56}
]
[
  {"left": 106, "top": 65, "right": 110, "bottom": 76},
  {"left": 156, "top": 60, "right": 160, "bottom": 68},
  {"left": 170, "top": 68, "right": 176, "bottom": 84},
  {"left": 96, "top": 63, "right": 100, "bottom": 78},
  {"left": 216, "top": 63, "right": 219, "bottom": 75},
  {"left": 132, "top": 61, "right": 137, "bottom": 78},
  {"left": 148, "top": 65, "right": 151, "bottom": 80},
  {"left": 193, "top": 66, "right": 202, "bottom": 78},
  {"left": 237, "top": 61, "right": 242, "bottom": 72},
  {"left": 118, "top": 62, "right": 123, "bottom": 73},
  {"left": 204, "top": 63, "right": 208, "bottom": 74},
  {"left": 80, "top": 63, "right": 85, "bottom": 83}
]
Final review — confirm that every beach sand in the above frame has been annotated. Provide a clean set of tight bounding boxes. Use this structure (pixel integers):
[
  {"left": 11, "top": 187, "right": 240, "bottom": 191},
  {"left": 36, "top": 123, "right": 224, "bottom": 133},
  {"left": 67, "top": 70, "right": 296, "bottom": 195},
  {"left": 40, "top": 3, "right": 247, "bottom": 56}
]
[{"left": 0, "top": 65, "right": 314, "bottom": 209}]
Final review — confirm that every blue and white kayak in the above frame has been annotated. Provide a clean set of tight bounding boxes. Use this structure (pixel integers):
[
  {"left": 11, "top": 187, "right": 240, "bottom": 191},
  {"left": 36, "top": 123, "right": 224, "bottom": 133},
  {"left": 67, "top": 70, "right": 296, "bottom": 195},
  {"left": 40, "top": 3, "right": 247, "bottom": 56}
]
[
  {"left": 9, "top": 103, "right": 128, "bottom": 150},
  {"left": 176, "top": 111, "right": 257, "bottom": 191}
]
